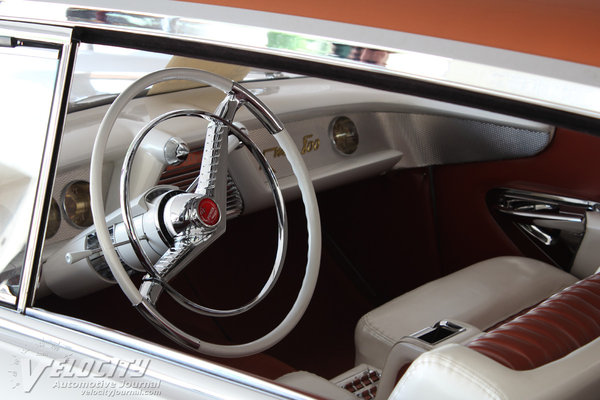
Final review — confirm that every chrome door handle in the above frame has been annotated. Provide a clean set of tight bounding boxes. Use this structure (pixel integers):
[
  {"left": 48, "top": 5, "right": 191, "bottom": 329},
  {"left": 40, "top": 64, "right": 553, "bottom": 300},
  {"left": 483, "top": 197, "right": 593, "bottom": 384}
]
[
  {"left": 489, "top": 188, "right": 598, "bottom": 268},
  {"left": 495, "top": 207, "right": 584, "bottom": 233}
]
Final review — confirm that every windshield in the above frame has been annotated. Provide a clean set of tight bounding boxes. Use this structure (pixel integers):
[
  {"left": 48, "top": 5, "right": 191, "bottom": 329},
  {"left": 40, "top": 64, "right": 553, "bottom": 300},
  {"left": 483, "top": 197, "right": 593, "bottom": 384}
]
[{"left": 70, "top": 44, "right": 298, "bottom": 108}]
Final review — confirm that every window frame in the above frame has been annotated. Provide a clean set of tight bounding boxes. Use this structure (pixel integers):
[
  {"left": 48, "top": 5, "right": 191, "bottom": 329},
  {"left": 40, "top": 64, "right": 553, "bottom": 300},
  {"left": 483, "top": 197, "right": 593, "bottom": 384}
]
[{"left": 0, "top": 21, "right": 74, "bottom": 311}]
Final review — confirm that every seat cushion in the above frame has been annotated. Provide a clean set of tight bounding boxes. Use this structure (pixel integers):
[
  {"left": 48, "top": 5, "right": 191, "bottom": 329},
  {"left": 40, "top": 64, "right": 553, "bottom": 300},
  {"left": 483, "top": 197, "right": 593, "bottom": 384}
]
[{"left": 355, "top": 256, "right": 578, "bottom": 368}]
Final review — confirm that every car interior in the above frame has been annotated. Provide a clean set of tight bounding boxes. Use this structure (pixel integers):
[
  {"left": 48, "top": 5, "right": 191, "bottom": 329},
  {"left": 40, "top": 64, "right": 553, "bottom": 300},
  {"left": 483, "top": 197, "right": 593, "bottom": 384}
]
[{"left": 19, "top": 40, "right": 600, "bottom": 399}]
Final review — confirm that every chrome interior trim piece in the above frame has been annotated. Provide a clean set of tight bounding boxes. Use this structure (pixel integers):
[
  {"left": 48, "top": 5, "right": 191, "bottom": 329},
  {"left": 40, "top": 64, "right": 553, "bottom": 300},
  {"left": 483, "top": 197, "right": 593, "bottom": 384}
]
[
  {"left": 0, "top": 1, "right": 599, "bottom": 120},
  {"left": 497, "top": 208, "right": 584, "bottom": 227},
  {"left": 336, "top": 367, "right": 381, "bottom": 398},
  {"left": 411, "top": 320, "right": 466, "bottom": 346},
  {"left": 160, "top": 170, "right": 244, "bottom": 218},
  {"left": 23, "top": 307, "right": 312, "bottom": 399},
  {"left": 496, "top": 188, "right": 600, "bottom": 211},
  {"left": 489, "top": 188, "right": 597, "bottom": 268},
  {"left": 225, "top": 174, "right": 244, "bottom": 219},
  {"left": 233, "top": 83, "right": 285, "bottom": 134}
]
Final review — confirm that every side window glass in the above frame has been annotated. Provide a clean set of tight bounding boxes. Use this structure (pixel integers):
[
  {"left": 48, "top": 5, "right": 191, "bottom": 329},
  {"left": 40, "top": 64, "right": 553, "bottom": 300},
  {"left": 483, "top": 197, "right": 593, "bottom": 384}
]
[{"left": 0, "top": 39, "right": 60, "bottom": 305}]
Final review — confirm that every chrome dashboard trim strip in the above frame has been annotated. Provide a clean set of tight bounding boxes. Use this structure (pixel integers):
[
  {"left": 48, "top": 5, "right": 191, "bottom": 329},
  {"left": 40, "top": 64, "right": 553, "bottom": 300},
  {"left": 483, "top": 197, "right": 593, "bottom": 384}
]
[
  {"left": 25, "top": 307, "right": 312, "bottom": 399},
  {"left": 0, "top": 1, "right": 599, "bottom": 121}
]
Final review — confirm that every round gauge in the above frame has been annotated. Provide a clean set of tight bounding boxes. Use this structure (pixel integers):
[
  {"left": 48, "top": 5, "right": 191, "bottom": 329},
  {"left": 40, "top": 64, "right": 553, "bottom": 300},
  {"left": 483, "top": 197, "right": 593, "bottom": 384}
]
[
  {"left": 329, "top": 116, "right": 359, "bottom": 155},
  {"left": 62, "top": 181, "right": 93, "bottom": 228},
  {"left": 45, "top": 198, "right": 61, "bottom": 239}
]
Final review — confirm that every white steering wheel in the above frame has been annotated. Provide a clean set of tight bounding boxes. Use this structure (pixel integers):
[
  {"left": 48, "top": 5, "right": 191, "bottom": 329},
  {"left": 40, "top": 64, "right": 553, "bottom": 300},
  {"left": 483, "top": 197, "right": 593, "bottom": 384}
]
[{"left": 90, "top": 68, "right": 321, "bottom": 357}]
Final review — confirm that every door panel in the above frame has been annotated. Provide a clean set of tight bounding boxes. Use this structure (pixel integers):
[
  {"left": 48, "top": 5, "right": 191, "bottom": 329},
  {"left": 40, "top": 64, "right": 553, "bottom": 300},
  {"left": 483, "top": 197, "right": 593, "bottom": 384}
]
[{"left": 433, "top": 128, "right": 600, "bottom": 275}]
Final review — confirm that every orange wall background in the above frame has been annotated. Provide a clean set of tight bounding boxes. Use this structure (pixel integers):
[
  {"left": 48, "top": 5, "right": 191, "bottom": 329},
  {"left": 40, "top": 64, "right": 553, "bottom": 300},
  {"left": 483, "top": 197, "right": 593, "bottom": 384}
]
[{"left": 183, "top": 0, "right": 600, "bottom": 68}]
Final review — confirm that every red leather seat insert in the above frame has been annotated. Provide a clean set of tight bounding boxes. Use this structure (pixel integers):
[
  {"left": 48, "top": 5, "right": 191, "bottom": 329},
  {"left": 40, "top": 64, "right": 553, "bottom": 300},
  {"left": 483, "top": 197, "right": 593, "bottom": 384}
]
[{"left": 467, "top": 273, "right": 600, "bottom": 370}]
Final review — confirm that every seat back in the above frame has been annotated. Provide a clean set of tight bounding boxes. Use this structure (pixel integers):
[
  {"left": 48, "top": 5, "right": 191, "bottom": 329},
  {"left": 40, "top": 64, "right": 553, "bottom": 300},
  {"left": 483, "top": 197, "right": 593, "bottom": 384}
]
[{"left": 468, "top": 273, "right": 600, "bottom": 370}]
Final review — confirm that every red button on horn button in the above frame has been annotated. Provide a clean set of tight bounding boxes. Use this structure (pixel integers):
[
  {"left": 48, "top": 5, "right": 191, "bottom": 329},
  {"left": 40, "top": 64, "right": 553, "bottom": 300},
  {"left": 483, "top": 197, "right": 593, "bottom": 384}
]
[{"left": 197, "top": 198, "right": 220, "bottom": 226}]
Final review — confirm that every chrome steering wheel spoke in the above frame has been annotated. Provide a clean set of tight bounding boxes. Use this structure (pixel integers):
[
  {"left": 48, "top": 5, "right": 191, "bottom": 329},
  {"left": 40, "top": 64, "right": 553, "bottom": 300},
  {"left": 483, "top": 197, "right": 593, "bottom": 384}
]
[{"left": 194, "top": 95, "right": 239, "bottom": 198}]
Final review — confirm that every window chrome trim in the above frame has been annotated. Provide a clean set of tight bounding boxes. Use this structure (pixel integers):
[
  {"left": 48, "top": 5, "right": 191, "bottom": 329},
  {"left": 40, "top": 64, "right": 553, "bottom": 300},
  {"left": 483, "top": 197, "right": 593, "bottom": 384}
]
[
  {"left": 0, "top": 21, "right": 73, "bottom": 312},
  {"left": 19, "top": 38, "right": 74, "bottom": 312},
  {"left": 1, "top": 1, "right": 600, "bottom": 121},
  {"left": 25, "top": 307, "right": 312, "bottom": 399},
  {"left": 0, "top": 19, "right": 72, "bottom": 44}
]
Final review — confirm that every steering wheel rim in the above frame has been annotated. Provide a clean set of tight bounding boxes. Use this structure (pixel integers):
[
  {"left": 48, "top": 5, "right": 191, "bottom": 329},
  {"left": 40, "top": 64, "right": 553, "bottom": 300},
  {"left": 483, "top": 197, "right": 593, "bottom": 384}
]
[{"left": 90, "top": 68, "right": 321, "bottom": 357}]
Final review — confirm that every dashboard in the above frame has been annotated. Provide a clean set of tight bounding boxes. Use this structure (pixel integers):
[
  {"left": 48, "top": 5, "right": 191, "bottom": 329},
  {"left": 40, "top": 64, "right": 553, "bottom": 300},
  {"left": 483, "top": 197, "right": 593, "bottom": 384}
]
[{"left": 39, "top": 74, "right": 554, "bottom": 299}]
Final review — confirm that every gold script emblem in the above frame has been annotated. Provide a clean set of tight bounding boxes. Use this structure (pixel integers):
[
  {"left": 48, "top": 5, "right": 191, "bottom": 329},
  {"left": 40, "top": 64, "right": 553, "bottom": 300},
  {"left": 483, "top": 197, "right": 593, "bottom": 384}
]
[
  {"left": 301, "top": 134, "right": 320, "bottom": 154},
  {"left": 263, "top": 134, "right": 320, "bottom": 159}
]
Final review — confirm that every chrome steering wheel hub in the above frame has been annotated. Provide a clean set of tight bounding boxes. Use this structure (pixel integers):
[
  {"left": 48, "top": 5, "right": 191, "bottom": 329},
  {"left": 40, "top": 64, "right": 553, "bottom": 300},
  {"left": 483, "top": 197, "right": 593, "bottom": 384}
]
[{"left": 163, "top": 193, "right": 221, "bottom": 237}]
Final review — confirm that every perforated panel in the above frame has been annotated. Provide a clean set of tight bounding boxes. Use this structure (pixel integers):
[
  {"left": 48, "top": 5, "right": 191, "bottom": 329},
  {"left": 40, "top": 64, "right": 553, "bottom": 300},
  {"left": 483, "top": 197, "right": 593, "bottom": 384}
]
[{"left": 390, "top": 113, "right": 553, "bottom": 166}]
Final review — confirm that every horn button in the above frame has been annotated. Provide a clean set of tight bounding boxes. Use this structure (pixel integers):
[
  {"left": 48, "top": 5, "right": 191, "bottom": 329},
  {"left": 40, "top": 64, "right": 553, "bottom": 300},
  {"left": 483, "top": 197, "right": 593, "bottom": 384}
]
[
  {"left": 160, "top": 192, "right": 222, "bottom": 238},
  {"left": 197, "top": 197, "right": 220, "bottom": 227}
]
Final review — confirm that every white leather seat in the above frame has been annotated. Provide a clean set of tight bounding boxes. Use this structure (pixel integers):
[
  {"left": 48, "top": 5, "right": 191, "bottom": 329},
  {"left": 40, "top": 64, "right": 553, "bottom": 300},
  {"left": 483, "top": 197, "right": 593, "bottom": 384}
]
[
  {"left": 277, "top": 257, "right": 581, "bottom": 400},
  {"left": 391, "top": 267, "right": 600, "bottom": 399},
  {"left": 390, "top": 338, "right": 600, "bottom": 400},
  {"left": 355, "top": 256, "right": 578, "bottom": 369}
]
